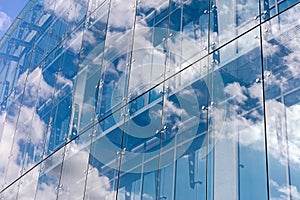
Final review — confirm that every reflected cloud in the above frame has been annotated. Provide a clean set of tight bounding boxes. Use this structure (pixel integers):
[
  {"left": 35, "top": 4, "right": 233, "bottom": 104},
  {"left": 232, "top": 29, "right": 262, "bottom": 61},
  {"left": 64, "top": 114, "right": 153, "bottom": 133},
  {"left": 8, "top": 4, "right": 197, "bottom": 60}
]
[
  {"left": 283, "top": 36, "right": 300, "bottom": 77},
  {"left": 57, "top": 73, "right": 74, "bottom": 88},
  {"left": 263, "top": 5, "right": 300, "bottom": 81},
  {"left": 44, "top": 0, "right": 87, "bottom": 22},
  {"left": 263, "top": 41, "right": 279, "bottom": 57},
  {"left": 164, "top": 98, "right": 188, "bottom": 118},
  {"left": 22, "top": 68, "right": 54, "bottom": 105},
  {"left": 0, "top": 63, "right": 75, "bottom": 190},
  {"left": 0, "top": 11, "right": 11, "bottom": 32},
  {"left": 138, "top": 0, "right": 170, "bottom": 12},
  {"left": 1, "top": 0, "right": 300, "bottom": 198},
  {"left": 0, "top": 106, "right": 46, "bottom": 188},
  {"left": 2, "top": 141, "right": 116, "bottom": 199},
  {"left": 109, "top": 0, "right": 136, "bottom": 29},
  {"left": 224, "top": 82, "right": 247, "bottom": 104},
  {"left": 65, "top": 29, "right": 94, "bottom": 54},
  {"left": 270, "top": 179, "right": 300, "bottom": 200},
  {"left": 213, "top": 0, "right": 258, "bottom": 50},
  {"left": 220, "top": 77, "right": 300, "bottom": 169},
  {"left": 49, "top": 143, "right": 116, "bottom": 199}
]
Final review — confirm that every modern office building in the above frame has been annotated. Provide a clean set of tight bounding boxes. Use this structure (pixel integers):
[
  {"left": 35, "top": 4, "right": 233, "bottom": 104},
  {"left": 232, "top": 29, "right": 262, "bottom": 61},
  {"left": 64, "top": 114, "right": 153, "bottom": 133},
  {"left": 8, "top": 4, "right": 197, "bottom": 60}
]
[{"left": 0, "top": 0, "right": 300, "bottom": 199}]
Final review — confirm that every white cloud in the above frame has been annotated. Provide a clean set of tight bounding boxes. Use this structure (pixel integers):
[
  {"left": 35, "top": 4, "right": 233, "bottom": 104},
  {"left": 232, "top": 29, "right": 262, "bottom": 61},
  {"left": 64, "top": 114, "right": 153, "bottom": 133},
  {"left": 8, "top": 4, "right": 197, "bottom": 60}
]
[
  {"left": 270, "top": 180, "right": 300, "bottom": 200},
  {"left": 164, "top": 98, "right": 188, "bottom": 118},
  {"left": 0, "top": 105, "right": 47, "bottom": 188},
  {"left": 44, "top": 0, "right": 88, "bottom": 23},
  {"left": 15, "top": 142, "right": 115, "bottom": 200},
  {"left": 64, "top": 29, "right": 90, "bottom": 54},
  {"left": 224, "top": 82, "right": 247, "bottom": 104},
  {"left": 0, "top": 11, "right": 11, "bottom": 32},
  {"left": 284, "top": 48, "right": 300, "bottom": 78},
  {"left": 263, "top": 4, "right": 300, "bottom": 82},
  {"left": 0, "top": 119, "right": 23, "bottom": 187},
  {"left": 221, "top": 78, "right": 300, "bottom": 170},
  {"left": 138, "top": 0, "right": 169, "bottom": 12},
  {"left": 57, "top": 73, "right": 73, "bottom": 88},
  {"left": 263, "top": 41, "right": 279, "bottom": 57},
  {"left": 108, "top": 0, "right": 136, "bottom": 29},
  {"left": 0, "top": 65, "right": 68, "bottom": 189}
]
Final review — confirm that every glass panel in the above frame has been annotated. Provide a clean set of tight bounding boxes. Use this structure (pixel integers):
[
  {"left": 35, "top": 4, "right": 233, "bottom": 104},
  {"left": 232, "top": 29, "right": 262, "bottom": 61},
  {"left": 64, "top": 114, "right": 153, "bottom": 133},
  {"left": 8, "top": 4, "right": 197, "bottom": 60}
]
[
  {"left": 175, "top": 146, "right": 207, "bottom": 200},
  {"left": 30, "top": 52, "right": 61, "bottom": 161},
  {"left": 0, "top": 60, "right": 18, "bottom": 105},
  {"left": 96, "top": 0, "right": 136, "bottom": 119},
  {"left": 117, "top": 83, "right": 164, "bottom": 200},
  {"left": 127, "top": 0, "right": 169, "bottom": 100},
  {"left": 46, "top": 79, "right": 72, "bottom": 153},
  {"left": 43, "top": 0, "right": 88, "bottom": 39},
  {"left": 0, "top": 98, "right": 22, "bottom": 188},
  {"left": 0, "top": 1, "right": 43, "bottom": 97},
  {"left": 88, "top": 0, "right": 107, "bottom": 14},
  {"left": 260, "top": 0, "right": 300, "bottom": 22},
  {"left": 44, "top": 26, "right": 83, "bottom": 155},
  {"left": 263, "top": 4, "right": 300, "bottom": 199},
  {"left": 17, "top": 166, "right": 40, "bottom": 199},
  {"left": 72, "top": 2, "right": 109, "bottom": 133},
  {"left": 1, "top": 16, "right": 45, "bottom": 113},
  {"left": 63, "top": 0, "right": 88, "bottom": 33},
  {"left": 28, "top": 4, "right": 59, "bottom": 70},
  {"left": 166, "top": 0, "right": 209, "bottom": 77},
  {"left": 0, "top": 26, "right": 64, "bottom": 183},
  {"left": 0, "top": 181, "right": 18, "bottom": 200},
  {"left": 57, "top": 131, "right": 91, "bottom": 199},
  {"left": 19, "top": 44, "right": 68, "bottom": 166},
  {"left": 157, "top": 154, "right": 174, "bottom": 200},
  {"left": 209, "top": 0, "right": 260, "bottom": 50},
  {"left": 34, "top": 147, "right": 64, "bottom": 199},
  {"left": 208, "top": 27, "right": 268, "bottom": 200},
  {"left": 84, "top": 115, "right": 123, "bottom": 199},
  {"left": 6, "top": 21, "right": 42, "bottom": 103},
  {"left": 278, "top": 0, "right": 299, "bottom": 13},
  {"left": 165, "top": 59, "right": 209, "bottom": 200},
  {"left": 8, "top": 55, "right": 59, "bottom": 180}
]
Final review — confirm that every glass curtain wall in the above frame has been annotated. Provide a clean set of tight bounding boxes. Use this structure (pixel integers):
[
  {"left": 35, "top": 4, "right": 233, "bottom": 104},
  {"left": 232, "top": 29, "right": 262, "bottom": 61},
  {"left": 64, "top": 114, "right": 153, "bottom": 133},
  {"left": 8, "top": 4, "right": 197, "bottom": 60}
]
[{"left": 0, "top": 0, "right": 300, "bottom": 199}]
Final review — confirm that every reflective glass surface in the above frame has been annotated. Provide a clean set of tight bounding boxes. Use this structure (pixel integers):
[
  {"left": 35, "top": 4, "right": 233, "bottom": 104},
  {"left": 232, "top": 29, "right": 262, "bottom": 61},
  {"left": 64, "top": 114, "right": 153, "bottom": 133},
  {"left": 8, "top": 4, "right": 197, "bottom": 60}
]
[
  {"left": 263, "top": 4, "right": 300, "bottom": 199},
  {"left": 1, "top": 0, "right": 300, "bottom": 199},
  {"left": 208, "top": 27, "right": 268, "bottom": 200}
]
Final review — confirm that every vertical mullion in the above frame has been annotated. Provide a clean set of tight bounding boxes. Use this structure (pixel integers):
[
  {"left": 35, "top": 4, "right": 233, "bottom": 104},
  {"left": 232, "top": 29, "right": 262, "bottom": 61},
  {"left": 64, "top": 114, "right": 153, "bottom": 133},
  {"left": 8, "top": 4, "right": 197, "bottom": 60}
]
[
  {"left": 206, "top": 0, "right": 212, "bottom": 200},
  {"left": 115, "top": 0, "right": 139, "bottom": 199},
  {"left": 258, "top": 0, "right": 271, "bottom": 199},
  {"left": 155, "top": 1, "right": 171, "bottom": 200}
]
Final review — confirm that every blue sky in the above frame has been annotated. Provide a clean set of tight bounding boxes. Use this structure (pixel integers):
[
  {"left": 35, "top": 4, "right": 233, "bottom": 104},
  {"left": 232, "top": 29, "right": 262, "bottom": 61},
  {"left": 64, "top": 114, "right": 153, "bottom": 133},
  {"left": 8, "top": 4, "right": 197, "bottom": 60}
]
[{"left": 0, "top": 0, "right": 28, "bottom": 38}]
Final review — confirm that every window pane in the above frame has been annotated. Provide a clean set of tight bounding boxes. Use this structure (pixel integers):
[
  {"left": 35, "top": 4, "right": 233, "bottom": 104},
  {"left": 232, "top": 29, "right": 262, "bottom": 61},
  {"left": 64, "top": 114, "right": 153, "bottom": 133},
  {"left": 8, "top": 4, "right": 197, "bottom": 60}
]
[
  {"left": 263, "top": 4, "right": 300, "bottom": 199},
  {"left": 208, "top": 27, "right": 268, "bottom": 200}
]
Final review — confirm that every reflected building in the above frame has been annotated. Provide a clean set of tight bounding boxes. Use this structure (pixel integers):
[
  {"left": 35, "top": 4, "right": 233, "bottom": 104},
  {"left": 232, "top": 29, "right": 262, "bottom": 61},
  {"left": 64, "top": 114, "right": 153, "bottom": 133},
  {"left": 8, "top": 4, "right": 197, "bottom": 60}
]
[{"left": 0, "top": 0, "right": 300, "bottom": 199}]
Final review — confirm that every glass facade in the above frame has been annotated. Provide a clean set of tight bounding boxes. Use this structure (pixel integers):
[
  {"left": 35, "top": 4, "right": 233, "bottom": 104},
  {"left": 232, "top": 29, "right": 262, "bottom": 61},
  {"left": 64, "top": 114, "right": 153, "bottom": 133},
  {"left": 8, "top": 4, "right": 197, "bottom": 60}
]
[{"left": 0, "top": 0, "right": 300, "bottom": 199}]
